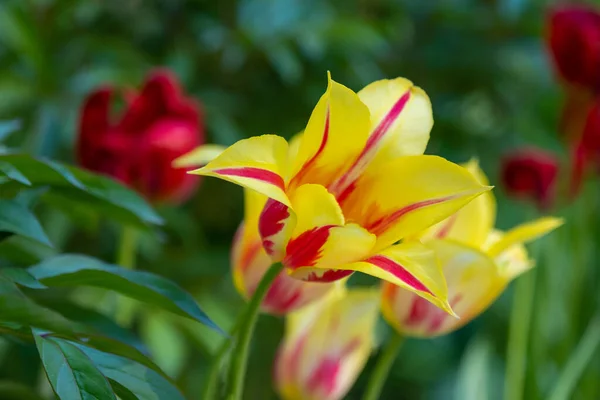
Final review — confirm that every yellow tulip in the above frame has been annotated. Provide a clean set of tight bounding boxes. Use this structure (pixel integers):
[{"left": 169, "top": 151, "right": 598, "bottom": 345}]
[
  {"left": 178, "top": 73, "right": 492, "bottom": 314},
  {"left": 274, "top": 287, "right": 379, "bottom": 400},
  {"left": 381, "top": 161, "right": 563, "bottom": 337},
  {"left": 232, "top": 188, "right": 334, "bottom": 314}
]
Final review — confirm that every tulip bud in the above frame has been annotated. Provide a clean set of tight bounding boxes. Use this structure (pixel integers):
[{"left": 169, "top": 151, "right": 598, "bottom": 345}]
[
  {"left": 500, "top": 148, "right": 559, "bottom": 210},
  {"left": 548, "top": 6, "right": 600, "bottom": 91},
  {"left": 274, "top": 288, "right": 379, "bottom": 400},
  {"left": 77, "top": 70, "right": 203, "bottom": 204}
]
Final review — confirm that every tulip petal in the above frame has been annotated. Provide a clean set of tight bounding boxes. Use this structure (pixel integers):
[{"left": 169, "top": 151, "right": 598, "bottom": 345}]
[
  {"left": 419, "top": 159, "right": 496, "bottom": 247},
  {"left": 342, "top": 241, "right": 454, "bottom": 315},
  {"left": 172, "top": 144, "right": 226, "bottom": 168},
  {"left": 276, "top": 287, "right": 379, "bottom": 400},
  {"left": 381, "top": 239, "right": 504, "bottom": 337},
  {"left": 485, "top": 217, "right": 564, "bottom": 257},
  {"left": 289, "top": 73, "right": 370, "bottom": 189},
  {"left": 330, "top": 78, "right": 433, "bottom": 199},
  {"left": 282, "top": 184, "right": 376, "bottom": 276},
  {"left": 259, "top": 198, "right": 297, "bottom": 261},
  {"left": 190, "top": 135, "right": 291, "bottom": 207},
  {"left": 342, "top": 155, "right": 492, "bottom": 252}
]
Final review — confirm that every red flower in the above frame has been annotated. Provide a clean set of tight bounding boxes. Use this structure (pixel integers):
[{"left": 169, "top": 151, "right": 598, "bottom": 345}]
[
  {"left": 571, "top": 99, "right": 600, "bottom": 195},
  {"left": 501, "top": 148, "right": 559, "bottom": 210},
  {"left": 77, "top": 70, "right": 204, "bottom": 203},
  {"left": 548, "top": 6, "right": 600, "bottom": 91}
]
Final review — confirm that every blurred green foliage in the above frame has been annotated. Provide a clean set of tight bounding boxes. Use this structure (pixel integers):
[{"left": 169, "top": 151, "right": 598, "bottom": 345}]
[{"left": 1, "top": 0, "right": 599, "bottom": 399}]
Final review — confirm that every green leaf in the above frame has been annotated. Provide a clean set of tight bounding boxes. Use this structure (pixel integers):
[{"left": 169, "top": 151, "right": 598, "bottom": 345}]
[
  {"left": 0, "top": 199, "right": 52, "bottom": 247},
  {"left": 0, "top": 120, "right": 21, "bottom": 142},
  {"left": 0, "top": 267, "right": 46, "bottom": 289},
  {"left": 0, "top": 276, "right": 76, "bottom": 334},
  {"left": 35, "top": 333, "right": 117, "bottom": 400},
  {"left": 0, "top": 154, "right": 162, "bottom": 228},
  {"left": 75, "top": 344, "right": 186, "bottom": 400},
  {"left": 108, "top": 379, "right": 138, "bottom": 400},
  {"left": 28, "top": 254, "right": 221, "bottom": 332},
  {"left": 0, "top": 162, "right": 30, "bottom": 185}
]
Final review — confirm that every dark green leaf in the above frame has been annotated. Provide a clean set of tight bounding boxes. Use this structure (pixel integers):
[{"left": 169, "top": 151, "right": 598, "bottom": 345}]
[
  {"left": 0, "top": 267, "right": 46, "bottom": 289},
  {"left": 0, "top": 276, "right": 76, "bottom": 334},
  {"left": 0, "top": 162, "right": 30, "bottom": 185},
  {"left": 0, "top": 154, "right": 162, "bottom": 228},
  {"left": 35, "top": 334, "right": 117, "bottom": 400},
  {"left": 28, "top": 254, "right": 221, "bottom": 332},
  {"left": 0, "top": 199, "right": 52, "bottom": 247},
  {"left": 75, "top": 344, "right": 186, "bottom": 400},
  {"left": 108, "top": 379, "right": 138, "bottom": 400}
]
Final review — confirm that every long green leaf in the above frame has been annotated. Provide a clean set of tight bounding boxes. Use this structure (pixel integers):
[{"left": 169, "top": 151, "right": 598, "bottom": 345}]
[
  {"left": 28, "top": 254, "right": 221, "bottom": 332},
  {"left": 75, "top": 344, "right": 186, "bottom": 400},
  {"left": 0, "top": 276, "right": 76, "bottom": 334},
  {"left": 0, "top": 199, "right": 52, "bottom": 247},
  {"left": 35, "top": 333, "right": 117, "bottom": 400},
  {"left": 0, "top": 154, "right": 162, "bottom": 227}
]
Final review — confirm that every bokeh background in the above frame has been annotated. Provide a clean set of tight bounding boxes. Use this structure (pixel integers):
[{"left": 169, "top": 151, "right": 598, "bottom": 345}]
[{"left": 0, "top": 0, "right": 598, "bottom": 399}]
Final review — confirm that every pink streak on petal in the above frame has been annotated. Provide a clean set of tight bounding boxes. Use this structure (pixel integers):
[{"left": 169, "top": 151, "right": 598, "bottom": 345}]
[
  {"left": 365, "top": 196, "right": 453, "bottom": 236},
  {"left": 331, "top": 90, "right": 411, "bottom": 199},
  {"left": 365, "top": 255, "right": 433, "bottom": 294},
  {"left": 214, "top": 167, "right": 285, "bottom": 191},
  {"left": 291, "top": 107, "right": 330, "bottom": 185}
]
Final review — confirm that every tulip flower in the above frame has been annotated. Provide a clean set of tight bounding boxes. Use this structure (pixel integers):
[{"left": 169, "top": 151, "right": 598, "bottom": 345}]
[
  {"left": 381, "top": 161, "right": 562, "bottom": 337},
  {"left": 78, "top": 70, "right": 204, "bottom": 204},
  {"left": 274, "top": 287, "right": 379, "bottom": 400},
  {"left": 571, "top": 98, "right": 600, "bottom": 196},
  {"left": 500, "top": 148, "right": 559, "bottom": 210},
  {"left": 181, "top": 73, "right": 491, "bottom": 313},
  {"left": 547, "top": 6, "right": 600, "bottom": 91},
  {"left": 232, "top": 188, "right": 334, "bottom": 315}
]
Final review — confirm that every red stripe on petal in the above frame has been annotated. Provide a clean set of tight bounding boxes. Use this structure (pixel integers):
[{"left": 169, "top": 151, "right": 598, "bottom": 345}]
[
  {"left": 365, "top": 196, "right": 453, "bottom": 236},
  {"left": 259, "top": 199, "right": 291, "bottom": 256},
  {"left": 306, "top": 338, "right": 360, "bottom": 396},
  {"left": 435, "top": 213, "right": 458, "bottom": 239},
  {"left": 331, "top": 91, "right": 411, "bottom": 199},
  {"left": 290, "top": 107, "right": 330, "bottom": 185},
  {"left": 303, "top": 269, "right": 353, "bottom": 282},
  {"left": 366, "top": 255, "right": 432, "bottom": 294},
  {"left": 284, "top": 225, "right": 333, "bottom": 269},
  {"left": 214, "top": 167, "right": 285, "bottom": 191}
]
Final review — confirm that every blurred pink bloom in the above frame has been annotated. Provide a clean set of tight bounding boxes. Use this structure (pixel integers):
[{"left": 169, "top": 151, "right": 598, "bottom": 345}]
[{"left": 77, "top": 70, "right": 204, "bottom": 204}]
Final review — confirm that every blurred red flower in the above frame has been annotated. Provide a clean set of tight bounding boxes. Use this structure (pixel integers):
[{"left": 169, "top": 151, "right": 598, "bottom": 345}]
[
  {"left": 571, "top": 99, "right": 600, "bottom": 195},
  {"left": 548, "top": 6, "right": 600, "bottom": 91},
  {"left": 77, "top": 70, "right": 204, "bottom": 204},
  {"left": 501, "top": 148, "right": 559, "bottom": 210}
]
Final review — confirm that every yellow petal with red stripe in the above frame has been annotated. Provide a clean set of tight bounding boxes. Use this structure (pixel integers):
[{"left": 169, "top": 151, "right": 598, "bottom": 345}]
[
  {"left": 485, "top": 230, "right": 534, "bottom": 281},
  {"left": 329, "top": 78, "right": 433, "bottom": 199},
  {"left": 485, "top": 217, "right": 563, "bottom": 257},
  {"left": 173, "top": 144, "right": 227, "bottom": 168},
  {"left": 190, "top": 134, "right": 291, "bottom": 207},
  {"left": 289, "top": 73, "right": 370, "bottom": 189},
  {"left": 381, "top": 239, "right": 504, "bottom": 337},
  {"left": 342, "top": 155, "right": 492, "bottom": 252},
  {"left": 275, "top": 287, "right": 379, "bottom": 400},
  {"left": 342, "top": 241, "right": 454, "bottom": 316},
  {"left": 419, "top": 159, "right": 496, "bottom": 247},
  {"left": 283, "top": 184, "right": 376, "bottom": 281}
]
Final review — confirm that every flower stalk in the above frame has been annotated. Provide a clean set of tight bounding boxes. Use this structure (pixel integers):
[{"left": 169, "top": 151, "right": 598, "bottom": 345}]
[
  {"left": 362, "top": 332, "right": 404, "bottom": 400},
  {"left": 227, "top": 262, "right": 284, "bottom": 400},
  {"left": 115, "top": 226, "right": 138, "bottom": 326}
]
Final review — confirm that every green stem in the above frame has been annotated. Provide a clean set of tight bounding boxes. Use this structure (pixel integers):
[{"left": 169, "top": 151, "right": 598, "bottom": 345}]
[
  {"left": 115, "top": 226, "right": 138, "bottom": 326},
  {"left": 203, "top": 320, "right": 242, "bottom": 400},
  {"left": 548, "top": 312, "right": 600, "bottom": 400},
  {"left": 362, "top": 332, "right": 404, "bottom": 400},
  {"left": 503, "top": 267, "right": 537, "bottom": 400},
  {"left": 227, "top": 262, "right": 284, "bottom": 400}
]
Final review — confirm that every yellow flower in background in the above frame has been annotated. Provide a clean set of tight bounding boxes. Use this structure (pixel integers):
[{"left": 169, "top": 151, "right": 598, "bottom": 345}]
[
  {"left": 178, "top": 73, "right": 492, "bottom": 314},
  {"left": 381, "top": 161, "right": 563, "bottom": 337},
  {"left": 231, "top": 188, "right": 334, "bottom": 314},
  {"left": 274, "top": 287, "right": 379, "bottom": 400}
]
